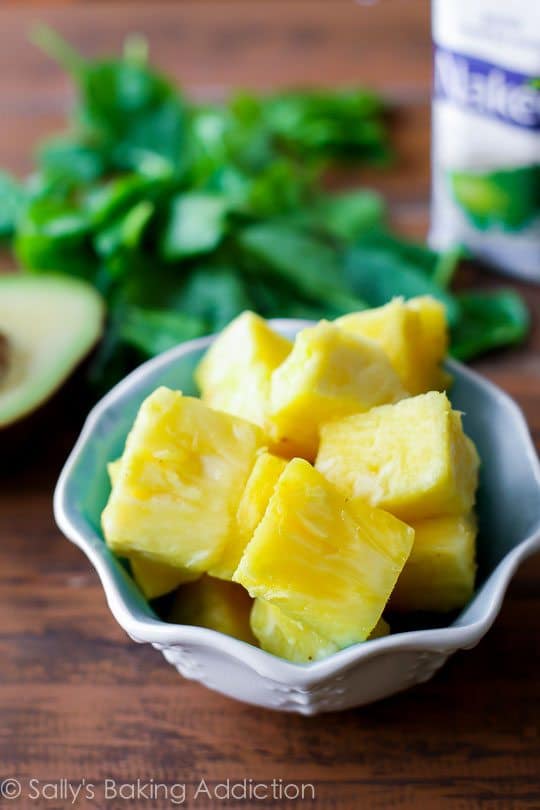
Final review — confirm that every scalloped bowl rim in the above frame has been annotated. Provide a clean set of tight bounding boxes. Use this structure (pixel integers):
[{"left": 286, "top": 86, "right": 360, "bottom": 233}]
[{"left": 53, "top": 319, "right": 540, "bottom": 688}]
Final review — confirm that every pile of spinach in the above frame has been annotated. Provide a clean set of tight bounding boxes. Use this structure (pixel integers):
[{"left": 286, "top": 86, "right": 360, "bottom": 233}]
[{"left": 0, "top": 29, "right": 529, "bottom": 391}]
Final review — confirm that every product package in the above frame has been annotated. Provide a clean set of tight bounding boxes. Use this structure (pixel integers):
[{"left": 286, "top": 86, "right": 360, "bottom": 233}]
[{"left": 430, "top": 0, "right": 540, "bottom": 281}]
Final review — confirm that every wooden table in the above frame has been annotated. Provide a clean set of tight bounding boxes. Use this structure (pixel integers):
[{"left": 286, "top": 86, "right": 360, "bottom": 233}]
[{"left": 1, "top": 3, "right": 539, "bottom": 808}]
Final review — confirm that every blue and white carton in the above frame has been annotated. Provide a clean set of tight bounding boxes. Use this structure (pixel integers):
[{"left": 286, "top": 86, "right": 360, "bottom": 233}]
[{"left": 430, "top": 0, "right": 540, "bottom": 281}]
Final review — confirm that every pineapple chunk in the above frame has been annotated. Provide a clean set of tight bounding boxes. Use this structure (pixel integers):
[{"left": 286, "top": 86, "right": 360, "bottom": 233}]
[
  {"left": 107, "top": 458, "right": 122, "bottom": 485},
  {"left": 250, "top": 599, "right": 338, "bottom": 662},
  {"left": 107, "top": 456, "right": 196, "bottom": 599},
  {"left": 406, "top": 296, "right": 448, "bottom": 369},
  {"left": 269, "top": 321, "right": 406, "bottom": 460},
  {"left": 251, "top": 600, "right": 390, "bottom": 663},
  {"left": 337, "top": 299, "right": 420, "bottom": 393},
  {"left": 234, "top": 458, "right": 413, "bottom": 647},
  {"left": 102, "top": 387, "right": 265, "bottom": 572},
  {"left": 168, "top": 575, "right": 256, "bottom": 645},
  {"left": 316, "top": 391, "right": 479, "bottom": 522},
  {"left": 195, "top": 311, "right": 291, "bottom": 428},
  {"left": 391, "top": 513, "right": 477, "bottom": 612},
  {"left": 130, "top": 556, "right": 199, "bottom": 600},
  {"left": 337, "top": 297, "right": 449, "bottom": 395},
  {"left": 210, "top": 452, "right": 287, "bottom": 581},
  {"left": 406, "top": 296, "right": 452, "bottom": 391}
]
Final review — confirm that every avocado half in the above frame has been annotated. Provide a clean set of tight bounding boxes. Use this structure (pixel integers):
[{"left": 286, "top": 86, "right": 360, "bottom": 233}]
[{"left": 0, "top": 274, "right": 104, "bottom": 430}]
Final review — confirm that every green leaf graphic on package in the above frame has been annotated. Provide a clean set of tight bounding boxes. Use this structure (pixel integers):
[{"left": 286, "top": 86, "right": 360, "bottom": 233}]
[{"left": 449, "top": 165, "right": 540, "bottom": 231}]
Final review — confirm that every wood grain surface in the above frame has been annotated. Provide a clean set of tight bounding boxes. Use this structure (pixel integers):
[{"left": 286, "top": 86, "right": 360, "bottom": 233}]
[{"left": 1, "top": 3, "right": 539, "bottom": 809}]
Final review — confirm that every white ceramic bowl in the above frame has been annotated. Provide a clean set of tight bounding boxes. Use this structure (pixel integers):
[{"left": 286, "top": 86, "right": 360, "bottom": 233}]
[{"left": 54, "top": 320, "right": 540, "bottom": 714}]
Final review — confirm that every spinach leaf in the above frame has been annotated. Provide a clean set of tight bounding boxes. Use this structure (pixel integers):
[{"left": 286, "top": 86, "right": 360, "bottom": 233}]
[
  {"left": 344, "top": 241, "right": 460, "bottom": 325},
  {"left": 37, "top": 138, "right": 106, "bottom": 186},
  {"left": 173, "top": 266, "right": 253, "bottom": 333},
  {"left": 0, "top": 172, "right": 26, "bottom": 239},
  {"left": 451, "top": 290, "right": 530, "bottom": 360},
  {"left": 353, "top": 227, "right": 461, "bottom": 285},
  {"left": 161, "top": 193, "right": 230, "bottom": 260},
  {"left": 239, "top": 222, "right": 367, "bottom": 312},
  {"left": 119, "top": 306, "right": 205, "bottom": 357},
  {"left": 296, "top": 190, "right": 385, "bottom": 241},
  {"left": 94, "top": 200, "right": 155, "bottom": 259},
  {"left": 85, "top": 172, "right": 168, "bottom": 228},
  {"left": 262, "top": 89, "right": 391, "bottom": 163},
  {"left": 15, "top": 197, "right": 95, "bottom": 277},
  {"left": 33, "top": 27, "right": 189, "bottom": 173}
]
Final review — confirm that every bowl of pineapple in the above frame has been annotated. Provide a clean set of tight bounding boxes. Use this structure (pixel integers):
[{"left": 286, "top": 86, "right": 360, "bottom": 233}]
[{"left": 54, "top": 298, "right": 540, "bottom": 714}]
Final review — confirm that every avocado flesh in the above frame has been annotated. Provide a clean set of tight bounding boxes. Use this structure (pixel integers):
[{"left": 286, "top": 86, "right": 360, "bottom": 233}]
[{"left": 0, "top": 274, "right": 104, "bottom": 428}]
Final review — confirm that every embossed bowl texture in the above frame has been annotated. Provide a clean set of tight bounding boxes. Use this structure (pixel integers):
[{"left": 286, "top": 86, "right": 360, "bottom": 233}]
[{"left": 54, "top": 320, "right": 540, "bottom": 714}]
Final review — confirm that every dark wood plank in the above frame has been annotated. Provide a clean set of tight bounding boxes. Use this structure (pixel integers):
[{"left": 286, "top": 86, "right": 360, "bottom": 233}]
[
  {"left": 0, "top": 3, "right": 539, "bottom": 809},
  {"left": 0, "top": 1, "right": 432, "bottom": 105}
]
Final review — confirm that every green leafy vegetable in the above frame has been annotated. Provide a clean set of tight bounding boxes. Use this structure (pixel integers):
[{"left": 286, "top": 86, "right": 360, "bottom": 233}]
[
  {"left": 14, "top": 197, "right": 94, "bottom": 277},
  {"left": 261, "top": 89, "right": 391, "bottom": 163},
  {"left": 173, "top": 266, "right": 253, "bottom": 333},
  {"left": 293, "top": 190, "right": 385, "bottom": 241},
  {"left": 0, "top": 172, "right": 26, "bottom": 239},
  {"left": 239, "top": 222, "right": 367, "bottom": 314},
  {"left": 119, "top": 306, "right": 205, "bottom": 356},
  {"left": 0, "top": 28, "right": 529, "bottom": 395},
  {"left": 94, "top": 200, "right": 154, "bottom": 258},
  {"left": 451, "top": 291, "right": 530, "bottom": 360},
  {"left": 37, "top": 138, "right": 106, "bottom": 186},
  {"left": 32, "top": 26, "right": 189, "bottom": 174},
  {"left": 344, "top": 238, "right": 460, "bottom": 325},
  {"left": 161, "top": 193, "right": 230, "bottom": 260}
]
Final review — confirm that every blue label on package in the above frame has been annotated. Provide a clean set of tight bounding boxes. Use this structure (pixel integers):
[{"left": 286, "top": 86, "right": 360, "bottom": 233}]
[{"left": 433, "top": 44, "right": 540, "bottom": 131}]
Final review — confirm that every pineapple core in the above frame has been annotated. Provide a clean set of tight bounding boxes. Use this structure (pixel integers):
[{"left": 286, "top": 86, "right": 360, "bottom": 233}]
[
  {"left": 195, "top": 311, "right": 291, "bottom": 429},
  {"left": 169, "top": 575, "right": 256, "bottom": 645},
  {"left": 210, "top": 452, "right": 287, "bottom": 581},
  {"left": 391, "top": 513, "right": 477, "bottom": 612},
  {"left": 251, "top": 599, "right": 390, "bottom": 663},
  {"left": 337, "top": 296, "right": 450, "bottom": 395},
  {"left": 234, "top": 458, "right": 413, "bottom": 648},
  {"left": 102, "top": 387, "right": 265, "bottom": 572},
  {"left": 316, "top": 391, "right": 479, "bottom": 523},
  {"left": 269, "top": 321, "right": 407, "bottom": 460}
]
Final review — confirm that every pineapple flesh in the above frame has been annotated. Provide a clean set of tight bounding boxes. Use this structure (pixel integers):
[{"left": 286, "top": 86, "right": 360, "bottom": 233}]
[
  {"left": 251, "top": 599, "right": 390, "bottom": 663},
  {"left": 316, "top": 391, "right": 479, "bottom": 523},
  {"left": 406, "top": 297, "right": 448, "bottom": 367},
  {"left": 337, "top": 296, "right": 449, "bottom": 395},
  {"left": 101, "top": 387, "right": 265, "bottom": 572},
  {"left": 250, "top": 599, "right": 338, "bottom": 663},
  {"left": 406, "top": 296, "right": 452, "bottom": 391},
  {"left": 107, "top": 458, "right": 122, "bottom": 485},
  {"left": 130, "top": 556, "right": 199, "bottom": 600},
  {"left": 195, "top": 311, "right": 291, "bottom": 429},
  {"left": 108, "top": 457, "right": 196, "bottom": 598},
  {"left": 391, "top": 513, "right": 477, "bottom": 612},
  {"left": 168, "top": 575, "right": 256, "bottom": 645},
  {"left": 101, "top": 306, "right": 482, "bottom": 659},
  {"left": 210, "top": 452, "right": 287, "bottom": 581},
  {"left": 269, "top": 321, "right": 406, "bottom": 460},
  {"left": 234, "top": 458, "right": 414, "bottom": 648}
]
